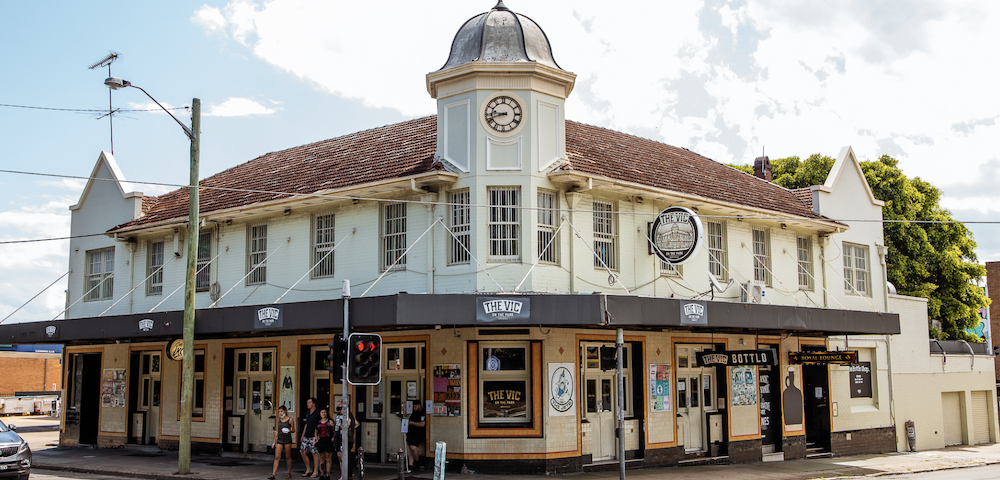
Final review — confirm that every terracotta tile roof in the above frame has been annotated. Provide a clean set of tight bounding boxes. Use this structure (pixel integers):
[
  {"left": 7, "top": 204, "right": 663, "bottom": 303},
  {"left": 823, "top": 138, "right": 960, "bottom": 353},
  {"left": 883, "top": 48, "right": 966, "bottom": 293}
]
[
  {"left": 111, "top": 116, "right": 442, "bottom": 231},
  {"left": 791, "top": 188, "right": 814, "bottom": 210},
  {"left": 112, "top": 115, "right": 832, "bottom": 233},
  {"left": 559, "top": 121, "right": 830, "bottom": 222}
]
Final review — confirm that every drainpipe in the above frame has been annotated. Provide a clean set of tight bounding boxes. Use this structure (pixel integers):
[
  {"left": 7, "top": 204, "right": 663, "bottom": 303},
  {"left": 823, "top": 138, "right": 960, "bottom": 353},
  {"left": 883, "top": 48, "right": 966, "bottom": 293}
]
[
  {"left": 878, "top": 243, "right": 897, "bottom": 428},
  {"left": 819, "top": 236, "right": 829, "bottom": 308},
  {"left": 125, "top": 240, "right": 136, "bottom": 314},
  {"left": 566, "top": 192, "right": 579, "bottom": 294}
]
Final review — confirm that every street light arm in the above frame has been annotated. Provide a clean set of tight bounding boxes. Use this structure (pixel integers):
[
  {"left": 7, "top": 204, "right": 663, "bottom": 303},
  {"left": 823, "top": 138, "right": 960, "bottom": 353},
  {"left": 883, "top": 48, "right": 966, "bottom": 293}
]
[{"left": 130, "top": 84, "right": 196, "bottom": 141}]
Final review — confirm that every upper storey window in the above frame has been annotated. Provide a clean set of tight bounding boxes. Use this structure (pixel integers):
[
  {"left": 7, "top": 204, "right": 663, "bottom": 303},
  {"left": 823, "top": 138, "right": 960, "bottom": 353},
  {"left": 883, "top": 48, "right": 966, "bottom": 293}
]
[
  {"left": 843, "top": 243, "right": 871, "bottom": 296},
  {"left": 247, "top": 223, "right": 267, "bottom": 285},
  {"left": 381, "top": 203, "right": 407, "bottom": 271},
  {"left": 707, "top": 221, "right": 728, "bottom": 281},
  {"left": 146, "top": 241, "right": 164, "bottom": 296},
  {"left": 449, "top": 190, "right": 471, "bottom": 265},
  {"left": 85, "top": 247, "right": 115, "bottom": 301},
  {"left": 313, "top": 214, "right": 336, "bottom": 278},
  {"left": 797, "top": 236, "right": 814, "bottom": 291},
  {"left": 537, "top": 190, "right": 558, "bottom": 264},
  {"left": 752, "top": 226, "right": 771, "bottom": 286},
  {"left": 488, "top": 187, "right": 520, "bottom": 262},
  {"left": 593, "top": 200, "right": 617, "bottom": 270}
]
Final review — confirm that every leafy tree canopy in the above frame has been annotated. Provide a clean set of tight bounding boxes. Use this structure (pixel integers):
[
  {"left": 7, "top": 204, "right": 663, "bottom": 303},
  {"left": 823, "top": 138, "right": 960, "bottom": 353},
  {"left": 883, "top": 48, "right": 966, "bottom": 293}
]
[{"left": 730, "top": 154, "right": 988, "bottom": 341}]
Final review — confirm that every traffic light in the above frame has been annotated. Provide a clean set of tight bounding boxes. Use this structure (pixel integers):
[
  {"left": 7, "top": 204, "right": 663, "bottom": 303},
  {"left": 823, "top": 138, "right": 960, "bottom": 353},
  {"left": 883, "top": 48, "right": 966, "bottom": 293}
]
[
  {"left": 327, "top": 335, "right": 345, "bottom": 384},
  {"left": 347, "top": 332, "right": 382, "bottom": 385}
]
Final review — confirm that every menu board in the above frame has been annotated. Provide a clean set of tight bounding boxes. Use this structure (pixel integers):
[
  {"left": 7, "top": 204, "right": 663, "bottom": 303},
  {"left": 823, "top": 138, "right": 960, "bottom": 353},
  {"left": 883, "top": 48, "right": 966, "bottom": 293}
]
[{"left": 432, "top": 364, "right": 461, "bottom": 416}]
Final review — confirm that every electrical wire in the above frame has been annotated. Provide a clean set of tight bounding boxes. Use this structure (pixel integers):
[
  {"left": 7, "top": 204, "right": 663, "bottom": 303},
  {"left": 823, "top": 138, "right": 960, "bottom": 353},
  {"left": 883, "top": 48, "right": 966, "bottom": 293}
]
[{"left": 0, "top": 103, "right": 190, "bottom": 113}]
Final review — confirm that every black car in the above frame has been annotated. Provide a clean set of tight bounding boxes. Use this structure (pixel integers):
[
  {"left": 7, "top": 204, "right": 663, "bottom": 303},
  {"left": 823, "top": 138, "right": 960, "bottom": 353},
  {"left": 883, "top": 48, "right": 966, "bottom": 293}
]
[{"left": 0, "top": 419, "right": 30, "bottom": 479}]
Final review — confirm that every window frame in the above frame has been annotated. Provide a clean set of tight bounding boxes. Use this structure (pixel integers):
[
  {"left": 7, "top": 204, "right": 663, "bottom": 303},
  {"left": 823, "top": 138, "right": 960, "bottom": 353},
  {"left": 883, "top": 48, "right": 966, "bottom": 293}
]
[
  {"left": 488, "top": 186, "right": 521, "bottom": 262},
  {"left": 85, "top": 247, "right": 115, "bottom": 301},
  {"left": 478, "top": 342, "right": 531, "bottom": 424},
  {"left": 843, "top": 242, "right": 872, "bottom": 296},
  {"left": 312, "top": 213, "right": 336, "bottom": 278},
  {"left": 752, "top": 226, "right": 771, "bottom": 286},
  {"left": 146, "top": 240, "right": 165, "bottom": 296},
  {"left": 797, "top": 236, "right": 814, "bottom": 291},
  {"left": 196, "top": 232, "right": 212, "bottom": 291},
  {"left": 537, "top": 189, "right": 559, "bottom": 264},
  {"left": 707, "top": 220, "right": 728, "bottom": 281},
  {"left": 246, "top": 223, "right": 268, "bottom": 285},
  {"left": 468, "top": 341, "right": 542, "bottom": 438},
  {"left": 448, "top": 189, "right": 471, "bottom": 265},
  {"left": 593, "top": 200, "right": 618, "bottom": 270},
  {"left": 381, "top": 203, "right": 407, "bottom": 271}
]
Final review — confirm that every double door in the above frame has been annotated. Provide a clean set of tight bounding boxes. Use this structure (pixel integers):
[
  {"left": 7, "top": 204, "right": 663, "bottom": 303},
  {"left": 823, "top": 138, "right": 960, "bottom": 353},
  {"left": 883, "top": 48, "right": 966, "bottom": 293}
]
[
  {"left": 381, "top": 343, "right": 424, "bottom": 462},
  {"left": 675, "top": 345, "right": 717, "bottom": 453},
  {"left": 233, "top": 348, "right": 276, "bottom": 452},
  {"left": 582, "top": 343, "right": 631, "bottom": 461}
]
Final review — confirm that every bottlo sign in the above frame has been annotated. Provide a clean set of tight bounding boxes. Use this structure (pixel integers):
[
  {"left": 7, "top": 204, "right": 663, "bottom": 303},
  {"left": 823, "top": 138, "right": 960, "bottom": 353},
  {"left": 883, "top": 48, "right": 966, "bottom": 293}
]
[
  {"left": 788, "top": 351, "right": 858, "bottom": 364},
  {"left": 696, "top": 349, "right": 777, "bottom": 367},
  {"left": 648, "top": 206, "right": 704, "bottom": 265}
]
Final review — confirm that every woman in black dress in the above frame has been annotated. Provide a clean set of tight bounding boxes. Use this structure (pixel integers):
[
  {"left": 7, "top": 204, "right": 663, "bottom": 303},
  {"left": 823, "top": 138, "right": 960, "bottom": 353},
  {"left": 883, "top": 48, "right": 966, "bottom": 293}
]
[
  {"left": 315, "top": 408, "right": 335, "bottom": 480},
  {"left": 270, "top": 405, "right": 296, "bottom": 479}
]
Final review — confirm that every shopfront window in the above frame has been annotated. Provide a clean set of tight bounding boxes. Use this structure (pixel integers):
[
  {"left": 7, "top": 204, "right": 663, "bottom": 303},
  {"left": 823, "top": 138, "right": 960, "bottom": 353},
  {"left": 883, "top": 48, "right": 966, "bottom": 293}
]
[{"left": 479, "top": 344, "right": 530, "bottom": 423}]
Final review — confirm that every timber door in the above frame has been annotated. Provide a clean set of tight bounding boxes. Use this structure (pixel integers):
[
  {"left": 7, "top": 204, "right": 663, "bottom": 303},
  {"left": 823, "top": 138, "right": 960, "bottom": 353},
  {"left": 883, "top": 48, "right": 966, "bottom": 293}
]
[
  {"left": 759, "top": 344, "right": 781, "bottom": 453},
  {"left": 382, "top": 343, "right": 424, "bottom": 463},
  {"left": 137, "top": 352, "right": 162, "bottom": 444},
  {"left": 233, "top": 348, "right": 277, "bottom": 452},
  {"left": 675, "top": 345, "right": 717, "bottom": 453},
  {"left": 582, "top": 343, "right": 631, "bottom": 461}
]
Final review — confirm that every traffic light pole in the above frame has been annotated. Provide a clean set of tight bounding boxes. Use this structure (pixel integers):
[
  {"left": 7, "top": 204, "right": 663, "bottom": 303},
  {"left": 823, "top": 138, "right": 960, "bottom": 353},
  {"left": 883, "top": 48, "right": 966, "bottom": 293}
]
[{"left": 342, "top": 280, "right": 351, "bottom": 480}]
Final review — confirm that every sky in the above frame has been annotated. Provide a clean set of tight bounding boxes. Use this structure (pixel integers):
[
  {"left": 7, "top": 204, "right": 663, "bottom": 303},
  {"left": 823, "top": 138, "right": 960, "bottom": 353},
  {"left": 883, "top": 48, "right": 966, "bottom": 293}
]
[{"left": 1, "top": 0, "right": 998, "bottom": 323}]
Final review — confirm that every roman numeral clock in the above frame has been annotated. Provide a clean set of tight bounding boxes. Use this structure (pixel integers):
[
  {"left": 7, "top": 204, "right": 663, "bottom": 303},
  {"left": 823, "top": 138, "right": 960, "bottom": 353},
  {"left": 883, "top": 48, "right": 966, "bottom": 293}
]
[{"left": 484, "top": 95, "right": 522, "bottom": 133}]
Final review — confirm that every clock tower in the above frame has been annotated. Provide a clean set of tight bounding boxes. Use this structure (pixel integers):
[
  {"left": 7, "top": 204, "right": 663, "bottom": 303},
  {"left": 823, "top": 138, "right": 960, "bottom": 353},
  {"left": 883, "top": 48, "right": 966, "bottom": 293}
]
[{"left": 427, "top": 1, "right": 576, "bottom": 176}]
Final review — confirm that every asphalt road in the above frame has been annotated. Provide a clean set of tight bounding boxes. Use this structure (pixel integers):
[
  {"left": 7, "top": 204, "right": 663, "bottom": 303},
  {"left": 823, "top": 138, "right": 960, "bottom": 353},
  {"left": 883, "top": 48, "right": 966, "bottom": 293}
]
[{"left": 827, "top": 464, "right": 1000, "bottom": 480}]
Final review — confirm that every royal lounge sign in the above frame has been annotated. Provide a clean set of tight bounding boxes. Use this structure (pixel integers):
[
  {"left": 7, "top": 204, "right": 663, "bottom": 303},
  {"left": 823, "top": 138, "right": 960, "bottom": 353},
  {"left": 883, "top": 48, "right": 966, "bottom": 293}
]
[
  {"left": 476, "top": 297, "right": 531, "bottom": 323},
  {"left": 649, "top": 206, "right": 704, "bottom": 265},
  {"left": 696, "top": 349, "right": 777, "bottom": 367},
  {"left": 788, "top": 350, "right": 858, "bottom": 365}
]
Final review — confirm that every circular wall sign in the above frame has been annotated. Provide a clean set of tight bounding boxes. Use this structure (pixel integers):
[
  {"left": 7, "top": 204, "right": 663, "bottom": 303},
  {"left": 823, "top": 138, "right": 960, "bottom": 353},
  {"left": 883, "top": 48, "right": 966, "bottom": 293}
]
[
  {"left": 649, "top": 206, "right": 704, "bottom": 265},
  {"left": 167, "top": 338, "right": 185, "bottom": 361}
]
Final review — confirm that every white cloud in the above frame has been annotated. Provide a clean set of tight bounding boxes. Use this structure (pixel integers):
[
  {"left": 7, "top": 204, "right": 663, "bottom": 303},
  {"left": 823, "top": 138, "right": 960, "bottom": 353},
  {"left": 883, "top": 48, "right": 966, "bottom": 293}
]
[
  {"left": 204, "top": 97, "right": 278, "bottom": 117},
  {"left": 191, "top": 5, "right": 227, "bottom": 34}
]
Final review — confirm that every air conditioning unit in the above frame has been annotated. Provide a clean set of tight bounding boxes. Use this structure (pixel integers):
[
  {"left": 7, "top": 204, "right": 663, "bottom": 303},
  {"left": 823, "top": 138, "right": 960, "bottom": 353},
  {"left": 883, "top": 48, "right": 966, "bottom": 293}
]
[{"left": 740, "top": 283, "right": 763, "bottom": 303}]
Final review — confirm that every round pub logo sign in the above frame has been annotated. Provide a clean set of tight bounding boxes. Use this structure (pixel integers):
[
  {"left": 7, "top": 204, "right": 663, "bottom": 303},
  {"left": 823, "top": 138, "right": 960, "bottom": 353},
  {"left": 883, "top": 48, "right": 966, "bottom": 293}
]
[{"left": 650, "top": 206, "right": 704, "bottom": 265}]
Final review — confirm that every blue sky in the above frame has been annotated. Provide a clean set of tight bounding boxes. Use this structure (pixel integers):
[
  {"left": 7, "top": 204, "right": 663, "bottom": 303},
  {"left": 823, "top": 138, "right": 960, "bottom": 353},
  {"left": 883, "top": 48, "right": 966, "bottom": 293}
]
[{"left": 2, "top": 0, "right": 998, "bottom": 322}]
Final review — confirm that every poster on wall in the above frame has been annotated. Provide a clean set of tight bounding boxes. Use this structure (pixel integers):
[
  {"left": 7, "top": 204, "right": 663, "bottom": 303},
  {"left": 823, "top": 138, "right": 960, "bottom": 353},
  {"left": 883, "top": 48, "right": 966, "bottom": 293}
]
[
  {"left": 280, "top": 366, "right": 295, "bottom": 413},
  {"left": 782, "top": 366, "right": 804, "bottom": 431},
  {"left": 849, "top": 362, "right": 872, "bottom": 398},
  {"left": 648, "top": 364, "right": 672, "bottom": 412},
  {"left": 432, "top": 364, "right": 462, "bottom": 417},
  {"left": 730, "top": 366, "right": 757, "bottom": 407},
  {"left": 547, "top": 363, "right": 575, "bottom": 417},
  {"left": 101, "top": 368, "right": 126, "bottom": 408}
]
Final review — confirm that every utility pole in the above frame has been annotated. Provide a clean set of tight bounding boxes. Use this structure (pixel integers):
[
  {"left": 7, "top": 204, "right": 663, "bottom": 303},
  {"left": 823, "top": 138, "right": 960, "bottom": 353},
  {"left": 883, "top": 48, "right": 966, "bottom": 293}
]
[
  {"left": 179, "top": 98, "right": 201, "bottom": 475},
  {"left": 616, "top": 328, "right": 625, "bottom": 480}
]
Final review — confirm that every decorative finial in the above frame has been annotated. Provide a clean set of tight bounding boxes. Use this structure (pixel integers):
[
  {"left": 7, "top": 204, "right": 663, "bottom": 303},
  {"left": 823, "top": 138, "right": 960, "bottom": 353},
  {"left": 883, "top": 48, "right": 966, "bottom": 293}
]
[{"left": 493, "top": 0, "right": 509, "bottom": 11}]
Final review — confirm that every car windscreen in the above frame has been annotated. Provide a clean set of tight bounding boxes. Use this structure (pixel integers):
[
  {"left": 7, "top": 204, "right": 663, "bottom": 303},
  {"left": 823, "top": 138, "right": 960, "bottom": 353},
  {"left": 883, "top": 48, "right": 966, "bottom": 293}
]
[{"left": 0, "top": 421, "right": 7, "bottom": 432}]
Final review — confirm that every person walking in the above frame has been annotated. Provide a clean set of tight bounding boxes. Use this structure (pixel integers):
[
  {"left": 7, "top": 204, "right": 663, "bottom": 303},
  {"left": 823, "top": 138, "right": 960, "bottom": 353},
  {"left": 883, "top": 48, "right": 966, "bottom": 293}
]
[
  {"left": 270, "top": 405, "right": 296, "bottom": 479},
  {"left": 300, "top": 397, "right": 321, "bottom": 477},
  {"left": 316, "top": 408, "right": 335, "bottom": 480},
  {"left": 406, "top": 401, "right": 426, "bottom": 472}
]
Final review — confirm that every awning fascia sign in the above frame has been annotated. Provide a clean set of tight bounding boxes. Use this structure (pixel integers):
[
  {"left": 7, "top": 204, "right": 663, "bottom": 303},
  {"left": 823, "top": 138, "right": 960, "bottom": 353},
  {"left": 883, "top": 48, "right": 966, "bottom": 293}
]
[
  {"left": 696, "top": 349, "right": 777, "bottom": 367},
  {"left": 788, "top": 350, "right": 858, "bottom": 364}
]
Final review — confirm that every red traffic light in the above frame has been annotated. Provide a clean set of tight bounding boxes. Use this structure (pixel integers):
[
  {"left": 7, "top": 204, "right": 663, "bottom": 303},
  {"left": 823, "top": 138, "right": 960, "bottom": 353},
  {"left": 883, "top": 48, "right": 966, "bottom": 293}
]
[{"left": 368, "top": 342, "right": 378, "bottom": 351}]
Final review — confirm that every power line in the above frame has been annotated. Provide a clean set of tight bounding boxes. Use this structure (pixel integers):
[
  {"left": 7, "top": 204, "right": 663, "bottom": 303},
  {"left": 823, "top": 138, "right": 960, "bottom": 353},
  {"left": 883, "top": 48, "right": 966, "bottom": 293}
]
[
  {"left": 0, "top": 233, "right": 107, "bottom": 245},
  {"left": 0, "top": 103, "right": 190, "bottom": 113}
]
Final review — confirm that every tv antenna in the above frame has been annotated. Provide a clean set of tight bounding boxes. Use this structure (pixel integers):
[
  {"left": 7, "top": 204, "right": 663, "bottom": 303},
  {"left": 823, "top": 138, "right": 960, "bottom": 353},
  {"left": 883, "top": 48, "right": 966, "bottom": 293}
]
[{"left": 88, "top": 52, "right": 121, "bottom": 154}]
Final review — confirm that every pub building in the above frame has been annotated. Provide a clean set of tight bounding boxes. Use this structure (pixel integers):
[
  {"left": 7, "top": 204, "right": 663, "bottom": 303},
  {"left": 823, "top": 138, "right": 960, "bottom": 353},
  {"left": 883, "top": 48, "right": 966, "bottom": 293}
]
[{"left": 3, "top": 1, "right": 941, "bottom": 473}]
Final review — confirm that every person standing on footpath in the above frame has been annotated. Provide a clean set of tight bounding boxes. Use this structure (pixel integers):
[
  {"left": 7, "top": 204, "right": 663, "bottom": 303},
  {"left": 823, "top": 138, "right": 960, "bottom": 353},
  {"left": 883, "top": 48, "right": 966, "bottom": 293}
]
[
  {"left": 270, "top": 405, "right": 296, "bottom": 479},
  {"left": 406, "top": 401, "right": 426, "bottom": 472},
  {"left": 315, "top": 408, "right": 336, "bottom": 480},
  {"left": 300, "top": 397, "right": 321, "bottom": 477},
  {"left": 335, "top": 399, "right": 360, "bottom": 477}
]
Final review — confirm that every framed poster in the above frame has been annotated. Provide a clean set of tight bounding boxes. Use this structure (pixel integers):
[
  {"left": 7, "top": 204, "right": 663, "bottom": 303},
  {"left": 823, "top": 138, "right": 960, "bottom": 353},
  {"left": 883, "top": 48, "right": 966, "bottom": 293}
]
[
  {"left": 432, "top": 364, "right": 462, "bottom": 416},
  {"left": 279, "top": 366, "right": 295, "bottom": 412},
  {"left": 849, "top": 362, "right": 872, "bottom": 398},
  {"left": 731, "top": 366, "right": 757, "bottom": 407},
  {"left": 548, "top": 363, "right": 575, "bottom": 416},
  {"left": 648, "top": 364, "right": 671, "bottom": 412}
]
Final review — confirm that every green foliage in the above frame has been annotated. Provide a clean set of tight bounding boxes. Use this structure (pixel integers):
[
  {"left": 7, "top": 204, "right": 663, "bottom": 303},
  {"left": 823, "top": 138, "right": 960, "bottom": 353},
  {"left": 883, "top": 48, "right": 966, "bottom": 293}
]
[{"left": 731, "top": 153, "right": 988, "bottom": 341}]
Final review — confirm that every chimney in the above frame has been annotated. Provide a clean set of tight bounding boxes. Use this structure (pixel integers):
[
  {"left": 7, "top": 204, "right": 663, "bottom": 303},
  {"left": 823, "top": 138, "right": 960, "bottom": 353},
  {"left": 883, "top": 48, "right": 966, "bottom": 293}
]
[{"left": 753, "top": 156, "right": 772, "bottom": 182}]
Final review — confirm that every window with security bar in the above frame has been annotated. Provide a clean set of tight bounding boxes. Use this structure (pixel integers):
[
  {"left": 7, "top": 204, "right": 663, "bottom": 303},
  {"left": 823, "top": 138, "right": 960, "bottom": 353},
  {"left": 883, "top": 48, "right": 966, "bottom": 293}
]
[
  {"left": 752, "top": 226, "right": 771, "bottom": 286},
  {"left": 196, "top": 232, "right": 212, "bottom": 291},
  {"left": 312, "top": 213, "right": 336, "bottom": 278},
  {"left": 843, "top": 242, "right": 871, "bottom": 296},
  {"left": 489, "top": 187, "right": 520, "bottom": 261},
  {"left": 381, "top": 203, "right": 407, "bottom": 271},
  {"left": 593, "top": 200, "right": 617, "bottom": 270},
  {"left": 147, "top": 241, "right": 164, "bottom": 296},
  {"left": 537, "top": 190, "right": 558, "bottom": 263},
  {"left": 660, "top": 260, "right": 682, "bottom": 277},
  {"left": 247, "top": 223, "right": 268, "bottom": 285},
  {"left": 707, "top": 221, "right": 728, "bottom": 281},
  {"left": 85, "top": 247, "right": 115, "bottom": 301},
  {"left": 449, "top": 190, "right": 470, "bottom": 265},
  {"left": 797, "top": 236, "right": 814, "bottom": 290}
]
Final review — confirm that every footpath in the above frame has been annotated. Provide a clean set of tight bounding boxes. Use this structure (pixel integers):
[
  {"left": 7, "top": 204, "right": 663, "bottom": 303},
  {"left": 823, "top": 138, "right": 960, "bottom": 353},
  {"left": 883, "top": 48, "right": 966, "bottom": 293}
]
[{"left": 29, "top": 443, "right": 1000, "bottom": 480}]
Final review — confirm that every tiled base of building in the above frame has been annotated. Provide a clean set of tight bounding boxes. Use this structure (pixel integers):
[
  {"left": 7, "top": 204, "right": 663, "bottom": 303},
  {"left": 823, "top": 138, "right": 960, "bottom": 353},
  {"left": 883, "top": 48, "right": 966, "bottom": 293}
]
[
  {"left": 644, "top": 446, "right": 683, "bottom": 467},
  {"left": 782, "top": 435, "right": 806, "bottom": 459},
  {"left": 728, "top": 438, "right": 762, "bottom": 464},
  {"left": 831, "top": 427, "right": 896, "bottom": 456},
  {"left": 157, "top": 439, "right": 224, "bottom": 455}
]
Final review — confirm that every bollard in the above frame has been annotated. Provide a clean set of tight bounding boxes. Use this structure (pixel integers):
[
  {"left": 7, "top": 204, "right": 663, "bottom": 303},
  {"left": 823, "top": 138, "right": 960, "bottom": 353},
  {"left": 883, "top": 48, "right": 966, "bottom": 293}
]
[
  {"left": 398, "top": 448, "right": 406, "bottom": 480},
  {"left": 905, "top": 420, "right": 916, "bottom": 451}
]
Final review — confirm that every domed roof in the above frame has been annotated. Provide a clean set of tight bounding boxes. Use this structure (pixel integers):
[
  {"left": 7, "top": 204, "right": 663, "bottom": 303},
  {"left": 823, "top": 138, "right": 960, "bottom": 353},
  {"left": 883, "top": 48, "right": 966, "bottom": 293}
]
[{"left": 439, "top": 1, "right": 563, "bottom": 71}]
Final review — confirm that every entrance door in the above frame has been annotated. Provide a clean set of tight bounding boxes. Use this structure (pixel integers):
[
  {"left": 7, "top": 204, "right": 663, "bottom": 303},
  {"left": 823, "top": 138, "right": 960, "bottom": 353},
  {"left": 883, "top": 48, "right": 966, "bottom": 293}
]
[
  {"left": 759, "top": 344, "right": 781, "bottom": 454},
  {"left": 233, "top": 348, "right": 276, "bottom": 452},
  {"left": 802, "top": 359, "right": 831, "bottom": 451},
  {"left": 582, "top": 343, "right": 631, "bottom": 461},
  {"left": 137, "top": 352, "right": 162, "bottom": 444},
  {"left": 675, "top": 345, "right": 717, "bottom": 453},
  {"left": 381, "top": 343, "right": 423, "bottom": 463}
]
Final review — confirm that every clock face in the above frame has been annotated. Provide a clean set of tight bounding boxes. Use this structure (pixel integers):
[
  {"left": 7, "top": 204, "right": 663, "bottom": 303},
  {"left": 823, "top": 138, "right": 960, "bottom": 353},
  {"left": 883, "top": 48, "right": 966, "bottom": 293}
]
[
  {"left": 484, "top": 96, "right": 522, "bottom": 132},
  {"left": 167, "top": 339, "right": 184, "bottom": 361}
]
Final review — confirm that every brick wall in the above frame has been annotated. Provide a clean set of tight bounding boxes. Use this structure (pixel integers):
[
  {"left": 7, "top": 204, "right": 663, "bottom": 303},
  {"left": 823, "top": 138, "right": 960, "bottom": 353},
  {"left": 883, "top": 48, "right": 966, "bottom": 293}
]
[
  {"left": 0, "top": 356, "right": 62, "bottom": 393},
  {"left": 831, "top": 426, "right": 896, "bottom": 456},
  {"left": 987, "top": 262, "right": 1000, "bottom": 378}
]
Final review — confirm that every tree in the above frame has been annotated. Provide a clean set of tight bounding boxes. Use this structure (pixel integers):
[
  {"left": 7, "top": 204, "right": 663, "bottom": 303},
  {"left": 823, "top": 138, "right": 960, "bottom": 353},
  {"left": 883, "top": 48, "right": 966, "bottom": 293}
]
[{"left": 730, "top": 154, "right": 989, "bottom": 341}]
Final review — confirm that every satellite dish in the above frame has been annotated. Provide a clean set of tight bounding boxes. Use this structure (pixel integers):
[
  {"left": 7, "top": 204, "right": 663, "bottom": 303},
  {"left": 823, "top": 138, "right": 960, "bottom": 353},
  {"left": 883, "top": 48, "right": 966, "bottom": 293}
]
[{"left": 707, "top": 271, "right": 730, "bottom": 292}]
